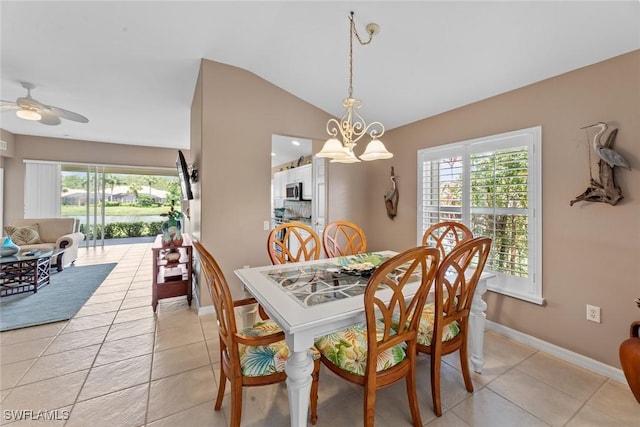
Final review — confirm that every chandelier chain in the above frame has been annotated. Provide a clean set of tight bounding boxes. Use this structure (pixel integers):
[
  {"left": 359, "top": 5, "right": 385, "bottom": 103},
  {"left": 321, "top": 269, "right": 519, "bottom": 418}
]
[{"left": 348, "top": 11, "right": 375, "bottom": 99}]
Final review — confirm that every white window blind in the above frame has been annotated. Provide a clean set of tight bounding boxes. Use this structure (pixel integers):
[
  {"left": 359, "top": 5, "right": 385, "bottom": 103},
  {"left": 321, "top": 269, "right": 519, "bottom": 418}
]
[
  {"left": 417, "top": 126, "right": 543, "bottom": 304},
  {"left": 24, "top": 161, "right": 61, "bottom": 218}
]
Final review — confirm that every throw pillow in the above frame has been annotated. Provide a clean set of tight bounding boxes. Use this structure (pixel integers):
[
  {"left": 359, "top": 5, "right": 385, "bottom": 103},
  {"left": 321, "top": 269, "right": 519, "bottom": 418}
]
[{"left": 4, "top": 224, "right": 42, "bottom": 245}]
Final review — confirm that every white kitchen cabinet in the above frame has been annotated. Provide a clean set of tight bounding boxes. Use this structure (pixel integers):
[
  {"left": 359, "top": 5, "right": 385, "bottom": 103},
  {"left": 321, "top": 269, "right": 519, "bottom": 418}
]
[
  {"left": 273, "top": 170, "right": 287, "bottom": 200},
  {"left": 274, "top": 164, "right": 312, "bottom": 200},
  {"left": 299, "top": 164, "right": 312, "bottom": 199}
]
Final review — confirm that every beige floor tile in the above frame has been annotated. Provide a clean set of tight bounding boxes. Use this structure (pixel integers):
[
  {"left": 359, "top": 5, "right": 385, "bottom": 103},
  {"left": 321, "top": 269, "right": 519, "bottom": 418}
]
[
  {"left": 79, "top": 354, "right": 152, "bottom": 401},
  {"left": 105, "top": 317, "right": 156, "bottom": 342},
  {"left": 566, "top": 403, "right": 630, "bottom": 426},
  {"left": 92, "top": 283, "right": 130, "bottom": 295},
  {"left": 515, "top": 352, "right": 607, "bottom": 401},
  {"left": 94, "top": 332, "right": 154, "bottom": 366},
  {"left": 120, "top": 295, "right": 150, "bottom": 310},
  {"left": 155, "top": 306, "right": 200, "bottom": 330},
  {"left": 482, "top": 331, "right": 538, "bottom": 366},
  {"left": 112, "top": 305, "right": 155, "bottom": 324},
  {"left": 17, "top": 344, "right": 100, "bottom": 385},
  {"left": 147, "top": 365, "right": 217, "bottom": 422},
  {"left": 413, "top": 357, "right": 481, "bottom": 415},
  {"left": 200, "top": 314, "right": 218, "bottom": 340},
  {"left": 43, "top": 326, "right": 109, "bottom": 355},
  {"left": 74, "top": 301, "right": 122, "bottom": 318},
  {"left": 84, "top": 291, "right": 127, "bottom": 305},
  {"left": 424, "top": 411, "right": 472, "bottom": 426},
  {"left": 0, "top": 336, "right": 55, "bottom": 365},
  {"left": 452, "top": 388, "right": 550, "bottom": 426},
  {"left": 154, "top": 323, "right": 204, "bottom": 352},
  {"left": 146, "top": 400, "right": 227, "bottom": 427},
  {"left": 205, "top": 338, "right": 220, "bottom": 364},
  {"left": 151, "top": 341, "right": 210, "bottom": 380},
  {"left": 62, "top": 311, "right": 117, "bottom": 333},
  {"left": 65, "top": 383, "right": 148, "bottom": 427},
  {"left": 487, "top": 369, "right": 583, "bottom": 426},
  {"left": 300, "top": 386, "right": 392, "bottom": 427},
  {"left": 0, "top": 359, "right": 35, "bottom": 390},
  {"left": 1, "top": 370, "right": 88, "bottom": 415},
  {"left": 585, "top": 380, "right": 640, "bottom": 426},
  {"left": 0, "top": 322, "right": 66, "bottom": 346},
  {"left": 125, "top": 288, "right": 151, "bottom": 299}
]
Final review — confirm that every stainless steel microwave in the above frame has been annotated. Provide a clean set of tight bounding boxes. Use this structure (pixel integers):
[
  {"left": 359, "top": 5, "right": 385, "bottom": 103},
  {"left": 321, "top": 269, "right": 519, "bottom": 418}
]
[{"left": 286, "top": 182, "right": 303, "bottom": 201}]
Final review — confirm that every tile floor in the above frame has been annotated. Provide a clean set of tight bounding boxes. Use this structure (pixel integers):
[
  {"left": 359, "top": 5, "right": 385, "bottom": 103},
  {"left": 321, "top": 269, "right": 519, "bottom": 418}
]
[{"left": 1, "top": 243, "right": 639, "bottom": 426}]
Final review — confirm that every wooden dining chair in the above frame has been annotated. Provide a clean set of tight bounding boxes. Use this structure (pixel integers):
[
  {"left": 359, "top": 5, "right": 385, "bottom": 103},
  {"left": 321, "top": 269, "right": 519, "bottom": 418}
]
[
  {"left": 421, "top": 221, "right": 473, "bottom": 261},
  {"left": 193, "top": 241, "right": 320, "bottom": 426},
  {"left": 415, "top": 236, "right": 491, "bottom": 416},
  {"left": 314, "top": 246, "right": 440, "bottom": 426},
  {"left": 267, "top": 221, "right": 321, "bottom": 264},
  {"left": 322, "top": 220, "right": 367, "bottom": 258}
]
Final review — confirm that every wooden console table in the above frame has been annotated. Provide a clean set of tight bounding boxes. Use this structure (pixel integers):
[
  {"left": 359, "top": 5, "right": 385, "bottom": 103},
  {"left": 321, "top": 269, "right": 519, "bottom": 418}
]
[{"left": 151, "top": 234, "right": 192, "bottom": 312}]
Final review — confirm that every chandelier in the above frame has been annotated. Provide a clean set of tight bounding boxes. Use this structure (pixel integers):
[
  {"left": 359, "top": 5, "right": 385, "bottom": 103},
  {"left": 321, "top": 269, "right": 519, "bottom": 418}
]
[{"left": 316, "top": 11, "right": 392, "bottom": 163}]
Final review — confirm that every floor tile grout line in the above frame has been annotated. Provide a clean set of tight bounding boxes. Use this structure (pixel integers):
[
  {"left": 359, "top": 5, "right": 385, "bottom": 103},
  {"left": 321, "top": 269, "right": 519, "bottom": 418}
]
[{"left": 62, "top": 246, "right": 144, "bottom": 426}]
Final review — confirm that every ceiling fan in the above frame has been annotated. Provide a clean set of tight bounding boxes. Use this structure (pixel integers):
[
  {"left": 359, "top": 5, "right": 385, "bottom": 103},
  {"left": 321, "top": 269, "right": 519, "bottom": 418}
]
[{"left": 0, "top": 82, "right": 89, "bottom": 125}]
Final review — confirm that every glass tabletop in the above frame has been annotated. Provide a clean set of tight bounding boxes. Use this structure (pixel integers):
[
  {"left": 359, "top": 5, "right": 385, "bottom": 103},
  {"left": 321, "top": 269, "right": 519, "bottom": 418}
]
[
  {"left": 262, "top": 256, "right": 422, "bottom": 307},
  {"left": 0, "top": 248, "right": 63, "bottom": 264}
]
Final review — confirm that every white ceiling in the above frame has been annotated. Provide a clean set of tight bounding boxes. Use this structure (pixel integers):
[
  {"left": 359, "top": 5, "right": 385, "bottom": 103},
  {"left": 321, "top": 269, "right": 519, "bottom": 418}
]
[{"left": 1, "top": 1, "right": 638, "bottom": 151}]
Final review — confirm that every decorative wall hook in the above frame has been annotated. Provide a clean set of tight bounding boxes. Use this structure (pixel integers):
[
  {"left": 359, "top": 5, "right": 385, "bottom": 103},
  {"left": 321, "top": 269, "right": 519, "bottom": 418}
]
[
  {"left": 570, "top": 122, "right": 630, "bottom": 206},
  {"left": 188, "top": 164, "right": 198, "bottom": 183},
  {"left": 384, "top": 166, "right": 398, "bottom": 219}
]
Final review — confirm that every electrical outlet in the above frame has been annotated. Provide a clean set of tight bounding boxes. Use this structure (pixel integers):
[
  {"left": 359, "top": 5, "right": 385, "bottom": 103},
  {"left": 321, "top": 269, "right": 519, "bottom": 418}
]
[
  {"left": 263, "top": 220, "right": 270, "bottom": 231},
  {"left": 586, "top": 304, "right": 601, "bottom": 323}
]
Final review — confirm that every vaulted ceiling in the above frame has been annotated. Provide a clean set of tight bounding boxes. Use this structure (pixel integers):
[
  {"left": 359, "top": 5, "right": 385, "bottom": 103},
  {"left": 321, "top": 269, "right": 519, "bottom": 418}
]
[{"left": 1, "top": 1, "right": 638, "bottom": 149}]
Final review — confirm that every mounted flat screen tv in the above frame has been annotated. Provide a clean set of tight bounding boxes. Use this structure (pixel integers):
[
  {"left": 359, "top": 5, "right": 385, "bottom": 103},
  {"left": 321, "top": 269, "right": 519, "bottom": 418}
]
[{"left": 176, "top": 150, "right": 194, "bottom": 200}]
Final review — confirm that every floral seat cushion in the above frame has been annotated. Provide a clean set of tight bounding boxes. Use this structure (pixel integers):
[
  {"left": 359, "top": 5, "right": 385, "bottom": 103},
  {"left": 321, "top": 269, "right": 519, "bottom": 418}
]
[
  {"left": 392, "top": 302, "right": 461, "bottom": 346},
  {"left": 238, "top": 319, "right": 320, "bottom": 377},
  {"left": 314, "top": 320, "right": 406, "bottom": 376}
]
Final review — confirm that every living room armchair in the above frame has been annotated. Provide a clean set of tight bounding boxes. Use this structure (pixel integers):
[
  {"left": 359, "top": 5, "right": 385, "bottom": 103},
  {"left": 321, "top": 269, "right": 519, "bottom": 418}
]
[{"left": 4, "top": 218, "right": 85, "bottom": 271}]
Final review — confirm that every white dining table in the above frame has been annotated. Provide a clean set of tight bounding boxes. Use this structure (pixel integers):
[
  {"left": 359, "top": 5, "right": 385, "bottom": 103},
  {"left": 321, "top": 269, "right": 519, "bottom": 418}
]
[{"left": 234, "top": 251, "right": 493, "bottom": 427}]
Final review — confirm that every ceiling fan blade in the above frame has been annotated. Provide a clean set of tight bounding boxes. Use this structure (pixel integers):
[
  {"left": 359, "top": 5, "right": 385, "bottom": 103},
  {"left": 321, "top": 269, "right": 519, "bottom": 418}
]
[
  {"left": 1, "top": 101, "right": 19, "bottom": 112},
  {"left": 38, "top": 110, "right": 62, "bottom": 126},
  {"left": 46, "top": 105, "right": 89, "bottom": 123}
]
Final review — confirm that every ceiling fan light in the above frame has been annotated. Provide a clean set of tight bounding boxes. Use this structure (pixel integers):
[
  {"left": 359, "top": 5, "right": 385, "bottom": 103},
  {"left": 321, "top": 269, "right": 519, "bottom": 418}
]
[
  {"left": 16, "top": 109, "right": 41, "bottom": 121},
  {"left": 360, "top": 138, "right": 393, "bottom": 161}
]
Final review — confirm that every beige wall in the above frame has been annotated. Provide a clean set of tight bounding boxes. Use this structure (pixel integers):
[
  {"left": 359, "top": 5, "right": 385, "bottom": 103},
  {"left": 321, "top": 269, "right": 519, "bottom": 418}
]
[
  {"left": 191, "top": 59, "right": 364, "bottom": 301},
  {"left": 1, "top": 134, "right": 182, "bottom": 225},
  {"left": 364, "top": 50, "right": 640, "bottom": 368}
]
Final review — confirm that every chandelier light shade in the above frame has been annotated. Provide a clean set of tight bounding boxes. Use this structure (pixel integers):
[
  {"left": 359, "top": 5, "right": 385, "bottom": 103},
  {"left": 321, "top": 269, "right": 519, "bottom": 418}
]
[{"left": 316, "top": 11, "right": 392, "bottom": 163}]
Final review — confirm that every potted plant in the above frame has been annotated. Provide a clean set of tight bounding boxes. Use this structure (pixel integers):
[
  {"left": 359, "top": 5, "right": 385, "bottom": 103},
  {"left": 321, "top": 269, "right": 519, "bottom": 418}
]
[{"left": 160, "top": 200, "right": 183, "bottom": 247}]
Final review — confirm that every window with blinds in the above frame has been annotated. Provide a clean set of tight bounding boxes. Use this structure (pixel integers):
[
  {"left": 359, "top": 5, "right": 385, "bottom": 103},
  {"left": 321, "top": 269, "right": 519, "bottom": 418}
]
[{"left": 417, "top": 126, "right": 543, "bottom": 304}]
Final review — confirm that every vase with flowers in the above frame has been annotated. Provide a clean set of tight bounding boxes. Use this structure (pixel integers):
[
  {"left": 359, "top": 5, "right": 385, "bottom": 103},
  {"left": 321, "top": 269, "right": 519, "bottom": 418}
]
[{"left": 160, "top": 201, "right": 183, "bottom": 247}]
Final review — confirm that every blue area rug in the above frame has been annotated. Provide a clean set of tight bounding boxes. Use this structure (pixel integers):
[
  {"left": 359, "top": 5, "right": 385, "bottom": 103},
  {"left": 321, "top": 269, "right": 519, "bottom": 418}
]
[{"left": 0, "top": 263, "right": 117, "bottom": 332}]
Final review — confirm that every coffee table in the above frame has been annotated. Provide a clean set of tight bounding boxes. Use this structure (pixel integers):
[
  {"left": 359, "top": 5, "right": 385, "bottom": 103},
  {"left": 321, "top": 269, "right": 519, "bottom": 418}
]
[{"left": 0, "top": 249, "right": 65, "bottom": 297}]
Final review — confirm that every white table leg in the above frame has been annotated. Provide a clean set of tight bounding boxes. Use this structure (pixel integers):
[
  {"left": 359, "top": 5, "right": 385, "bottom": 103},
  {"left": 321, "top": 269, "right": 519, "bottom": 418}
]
[
  {"left": 469, "top": 276, "right": 488, "bottom": 373},
  {"left": 285, "top": 348, "right": 314, "bottom": 427}
]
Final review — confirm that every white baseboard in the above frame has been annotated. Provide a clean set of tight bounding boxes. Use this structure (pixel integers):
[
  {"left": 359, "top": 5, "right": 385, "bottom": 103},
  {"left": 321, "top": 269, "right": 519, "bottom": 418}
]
[
  {"left": 197, "top": 304, "right": 214, "bottom": 316},
  {"left": 486, "top": 320, "right": 627, "bottom": 384}
]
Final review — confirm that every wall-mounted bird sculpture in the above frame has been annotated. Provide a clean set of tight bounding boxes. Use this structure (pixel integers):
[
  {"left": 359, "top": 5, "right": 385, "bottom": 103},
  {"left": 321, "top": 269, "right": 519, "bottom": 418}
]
[
  {"left": 582, "top": 122, "right": 631, "bottom": 170},
  {"left": 384, "top": 166, "right": 398, "bottom": 219},
  {"left": 570, "top": 121, "right": 629, "bottom": 206}
]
